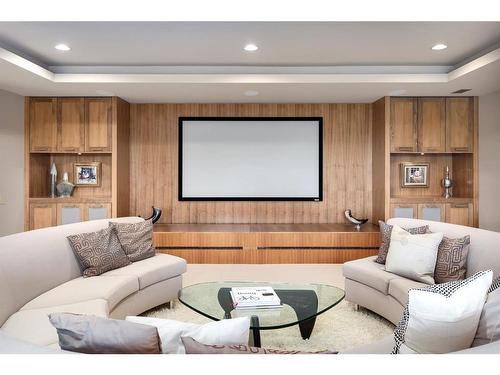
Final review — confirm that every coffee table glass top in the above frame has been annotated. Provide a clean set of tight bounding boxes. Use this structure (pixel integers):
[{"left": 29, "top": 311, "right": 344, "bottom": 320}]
[{"left": 178, "top": 281, "right": 345, "bottom": 329}]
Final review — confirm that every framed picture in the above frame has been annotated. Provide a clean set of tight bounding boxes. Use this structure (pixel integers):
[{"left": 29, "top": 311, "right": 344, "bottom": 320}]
[
  {"left": 74, "top": 162, "right": 101, "bottom": 187},
  {"left": 401, "top": 163, "right": 429, "bottom": 187}
]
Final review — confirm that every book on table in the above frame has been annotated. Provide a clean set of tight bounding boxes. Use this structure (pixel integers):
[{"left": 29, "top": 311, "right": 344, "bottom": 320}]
[{"left": 230, "top": 286, "right": 282, "bottom": 309}]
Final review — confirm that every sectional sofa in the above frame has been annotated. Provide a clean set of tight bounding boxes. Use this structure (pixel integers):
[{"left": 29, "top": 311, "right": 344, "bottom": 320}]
[
  {"left": 343, "top": 218, "right": 500, "bottom": 354},
  {"left": 0, "top": 217, "right": 187, "bottom": 352}
]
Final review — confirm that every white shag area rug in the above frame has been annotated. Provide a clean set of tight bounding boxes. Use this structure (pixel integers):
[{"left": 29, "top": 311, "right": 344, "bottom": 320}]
[{"left": 142, "top": 300, "right": 394, "bottom": 352}]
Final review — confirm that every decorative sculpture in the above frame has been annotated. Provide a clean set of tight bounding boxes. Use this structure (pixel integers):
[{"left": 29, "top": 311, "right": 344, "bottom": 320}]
[
  {"left": 442, "top": 165, "right": 453, "bottom": 199},
  {"left": 344, "top": 209, "right": 368, "bottom": 231},
  {"left": 50, "top": 163, "right": 57, "bottom": 198},
  {"left": 144, "top": 206, "right": 162, "bottom": 224}
]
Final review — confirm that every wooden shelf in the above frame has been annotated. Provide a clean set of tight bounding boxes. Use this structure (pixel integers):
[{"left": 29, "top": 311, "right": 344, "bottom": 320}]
[
  {"left": 29, "top": 197, "right": 112, "bottom": 203},
  {"left": 29, "top": 151, "right": 112, "bottom": 155},
  {"left": 390, "top": 196, "right": 472, "bottom": 204}
]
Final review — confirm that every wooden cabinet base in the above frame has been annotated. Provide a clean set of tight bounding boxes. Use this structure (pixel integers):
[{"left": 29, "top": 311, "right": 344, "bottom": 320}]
[{"left": 153, "top": 223, "right": 380, "bottom": 264}]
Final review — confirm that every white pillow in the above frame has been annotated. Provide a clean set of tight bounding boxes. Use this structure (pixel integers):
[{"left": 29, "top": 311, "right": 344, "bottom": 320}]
[
  {"left": 472, "top": 276, "right": 500, "bottom": 347},
  {"left": 126, "top": 316, "right": 250, "bottom": 354},
  {"left": 385, "top": 224, "right": 443, "bottom": 284},
  {"left": 392, "top": 270, "right": 493, "bottom": 354}
]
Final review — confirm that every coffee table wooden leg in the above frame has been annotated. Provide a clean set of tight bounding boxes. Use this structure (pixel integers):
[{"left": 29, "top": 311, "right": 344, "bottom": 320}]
[{"left": 250, "top": 315, "right": 261, "bottom": 348}]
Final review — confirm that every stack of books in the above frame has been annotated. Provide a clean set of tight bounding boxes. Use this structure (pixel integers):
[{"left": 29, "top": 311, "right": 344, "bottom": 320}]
[{"left": 230, "top": 286, "right": 282, "bottom": 309}]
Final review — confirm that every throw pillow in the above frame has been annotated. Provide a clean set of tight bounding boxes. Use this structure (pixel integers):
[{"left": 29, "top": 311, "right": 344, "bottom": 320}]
[
  {"left": 67, "top": 226, "right": 130, "bottom": 277},
  {"left": 126, "top": 316, "right": 250, "bottom": 354},
  {"left": 392, "top": 270, "right": 493, "bottom": 354},
  {"left": 181, "top": 337, "right": 338, "bottom": 354},
  {"left": 49, "top": 313, "right": 162, "bottom": 354},
  {"left": 375, "top": 221, "right": 429, "bottom": 264},
  {"left": 110, "top": 219, "right": 156, "bottom": 262},
  {"left": 472, "top": 276, "right": 500, "bottom": 347},
  {"left": 385, "top": 225, "right": 443, "bottom": 284},
  {"left": 434, "top": 235, "right": 470, "bottom": 284}
]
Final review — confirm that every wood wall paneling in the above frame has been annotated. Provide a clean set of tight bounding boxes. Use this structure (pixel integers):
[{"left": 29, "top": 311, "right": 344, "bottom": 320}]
[
  {"left": 112, "top": 97, "right": 131, "bottom": 217},
  {"left": 130, "top": 104, "right": 373, "bottom": 224}
]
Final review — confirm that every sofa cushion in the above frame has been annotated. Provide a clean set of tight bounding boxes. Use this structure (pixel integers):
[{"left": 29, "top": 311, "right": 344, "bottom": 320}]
[
  {"left": 67, "top": 226, "right": 131, "bottom": 277},
  {"left": 388, "top": 278, "right": 427, "bottom": 306},
  {"left": 343, "top": 256, "right": 404, "bottom": 295},
  {"left": 1, "top": 299, "right": 108, "bottom": 346},
  {"left": 110, "top": 219, "right": 156, "bottom": 262},
  {"left": 20, "top": 275, "right": 139, "bottom": 312},
  {"left": 103, "top": 254, "right": 187, "bottom": 289}
]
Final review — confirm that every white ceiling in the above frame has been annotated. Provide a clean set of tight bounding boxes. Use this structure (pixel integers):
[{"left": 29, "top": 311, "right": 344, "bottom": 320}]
[{"left": 1, "top": 22, "right": 500, "bottom": 103}]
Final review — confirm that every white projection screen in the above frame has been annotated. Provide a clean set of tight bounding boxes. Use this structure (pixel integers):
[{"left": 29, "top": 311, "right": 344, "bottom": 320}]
[{"left": 179, "top": 117, "right": 323, "bottom": 201}]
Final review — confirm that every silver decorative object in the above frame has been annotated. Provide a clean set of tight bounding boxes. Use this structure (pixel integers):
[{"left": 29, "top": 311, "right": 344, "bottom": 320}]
[
  {"left": 56, "top": 172, "right": 75, "bottom": 198},
  {"left": 441, "top": 166, "right": 453, "bottom": 199},
  {"left": 50, "top": 163, "right": 57, "bottom": 198}
]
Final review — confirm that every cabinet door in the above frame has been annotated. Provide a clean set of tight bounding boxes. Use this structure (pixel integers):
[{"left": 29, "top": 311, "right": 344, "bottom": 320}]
[
  {"left": 445, "top": 203, "right": 473, "bottom": 226},
  {"left": 85, "top": 203, "right": 111, "bottom": 221},
  {"left": 390, "top": 203, "right": 417, "bottom": 219},
  {"left": 446, "top": 98, "right": 473, "bottom": 152},
  {"left": 417, "top": 203, "right": 445, "bottom": 222},
  {"left": 30, "top": 203, "right": 57, "bottom": 230},
  {"left": 57, "top": 203, "right": 85, "bottom": 225},
  {"left": 390, "top": 98, "right": 417, "bottom": 152},
  {"left": 85, "top": 98, "right": 112, "bottom": 152},
  {"left": 30, "top": 98, "right": 57, "bottom": 152},
  {"left": 57, "top": 98, "right": 85, "bottom": 152},
  {"left": 418, "top": 98, "right": 446, "bottom": 153}
]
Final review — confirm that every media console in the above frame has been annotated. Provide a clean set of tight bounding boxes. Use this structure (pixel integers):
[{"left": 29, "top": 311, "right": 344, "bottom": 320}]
[{"left": 153, "top": 223, "right": 380, "bottom": 264}]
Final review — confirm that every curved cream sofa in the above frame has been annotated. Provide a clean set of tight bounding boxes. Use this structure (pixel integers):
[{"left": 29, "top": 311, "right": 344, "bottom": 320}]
[
  {"left": 0, "top": 217, "right": 187, "bottom": 351},
  {"left": 343, "top": 218, "right": 500, "bottom": 354}
]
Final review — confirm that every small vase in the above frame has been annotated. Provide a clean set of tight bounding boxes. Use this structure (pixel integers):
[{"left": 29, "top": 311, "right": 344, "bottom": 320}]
[{"left": 56, "top": 172, "right": 75, "bottom": 198}]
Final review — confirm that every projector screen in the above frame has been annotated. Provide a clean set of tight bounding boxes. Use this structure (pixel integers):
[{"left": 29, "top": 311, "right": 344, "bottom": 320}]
[{"left": 179, "top": 117, "right": 323, "bottom": 201}]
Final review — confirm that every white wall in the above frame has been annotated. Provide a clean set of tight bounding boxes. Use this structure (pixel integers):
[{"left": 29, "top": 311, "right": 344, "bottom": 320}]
[
  {"left": 479, "top": 89, "right": 500, "bottom": 232},
  {"left": 0, "top": 89, "right": 24, "bottom": 236}
]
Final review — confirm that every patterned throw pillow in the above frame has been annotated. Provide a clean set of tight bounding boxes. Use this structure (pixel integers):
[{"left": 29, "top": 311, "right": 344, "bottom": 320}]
[
  {"left": 375, "top": 221, "right": 429, "bottom": 264},
  {"left": 67, "top": 226, "right": 130, "bottom": 277},
  {"left": 392, "top": 270, "right": 493, "bottom": 354},
  {"left": 181, "top": 337, "right": 337, "bottom": 354},
  {"left": 434, "top": 235, "right": 470, "bottom": 284},
  {"left": 110, "top": 219, "right": 156, "bottom": 262},
  {"left": 472, "top": 276, "right": 500, "bottom": 347}
]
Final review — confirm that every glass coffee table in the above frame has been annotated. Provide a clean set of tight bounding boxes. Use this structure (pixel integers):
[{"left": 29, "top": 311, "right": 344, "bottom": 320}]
[{"left": 178, "top": 281, "right": 345, "bottom": 347}]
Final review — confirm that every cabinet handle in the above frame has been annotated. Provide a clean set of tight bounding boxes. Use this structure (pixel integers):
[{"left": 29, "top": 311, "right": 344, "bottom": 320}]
[
  {"left": 397, "top": 205, "right": 414, "bottom": 208},
  {"left": 90, "top": 205, "right": 104, "bottom": 208},
  {"left": 451, "top": 204, "right": 469, "bottom": 208},
  {"left": 34, "top": 147, "right": 49, "bottom": 151},
  {"left": 452, "top": 147, "right": 469, "bottom": 152},
  {"left": 398, "top": 147, "right": 414, "bottom": 151}
]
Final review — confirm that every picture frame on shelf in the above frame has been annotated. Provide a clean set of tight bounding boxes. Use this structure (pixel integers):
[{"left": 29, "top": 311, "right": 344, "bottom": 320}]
[
  {"left": 74, "top": 162, "right": 101, "bottom": 187},
  {"left": 401, "top": 162, "right": 429, "bottom": 187}
]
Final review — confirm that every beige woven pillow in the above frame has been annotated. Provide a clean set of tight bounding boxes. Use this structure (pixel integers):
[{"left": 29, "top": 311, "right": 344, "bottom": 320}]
[
  {"left": 67, "top": 226, "right": 130, "bottom": 277},
  {"left": 110, "top": 219, "right": 156, "bottom": 262}
]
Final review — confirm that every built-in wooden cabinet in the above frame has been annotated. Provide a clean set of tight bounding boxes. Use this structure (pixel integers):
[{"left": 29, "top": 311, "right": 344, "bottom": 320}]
[
  {"left": 58, "top": 98, "right": 85, "bottom": 152},
  {"left": 29, "top": 203, "right": 57, "bottom": 230},
  {"left": 25, "top": 97, "right": 130, "bottom": 230},
  {"left": 85, "top": 98, "right": 112, "bottom": 152},
  {"left": 390, "top": 96, "right": 473, "bottom": 154},
  {"left": 373, "top": 96, "right": 478, "bottom": 227},
  {"left": 29, "top": 97, "right": 112, "bottom": 153},
  {"left": 390, "top": 98, "right": 417, "bottom": 152},
  {"left": 418, "top": 98, "right": 446, "bottom": 153},
  {"left": 446, "top": 98, "right": 473, "bottom": 153},
  {"left": 29, "top": 98, "right": 58, "bottom": 152},
  {"left": 445, "top": 203, "right": 473, "bottom": 226}
]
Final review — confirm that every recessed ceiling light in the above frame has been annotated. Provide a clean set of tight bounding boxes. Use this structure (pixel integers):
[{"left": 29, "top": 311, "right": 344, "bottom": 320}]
[
  {"left": 431, "top": 43, "right": 447, "bottom": 51},
  {"left": 55, "top": 44, "right": 71, "bottom": 51},
  {"left": 244, "top": 90, "right": 259, "bottom": 97},
  {"left": 244, "top": 44, "right": 258, "bottom": 52}
]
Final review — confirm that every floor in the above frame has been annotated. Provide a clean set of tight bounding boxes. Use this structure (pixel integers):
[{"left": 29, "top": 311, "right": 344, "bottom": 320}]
[{"left": 144, "top": 263, "right": 395, "bottom": 352}]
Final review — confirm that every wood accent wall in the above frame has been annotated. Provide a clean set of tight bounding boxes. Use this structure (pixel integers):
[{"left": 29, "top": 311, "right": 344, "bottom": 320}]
[{"left": 129, "top": 104, "right": 373, "bottom": 224}]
